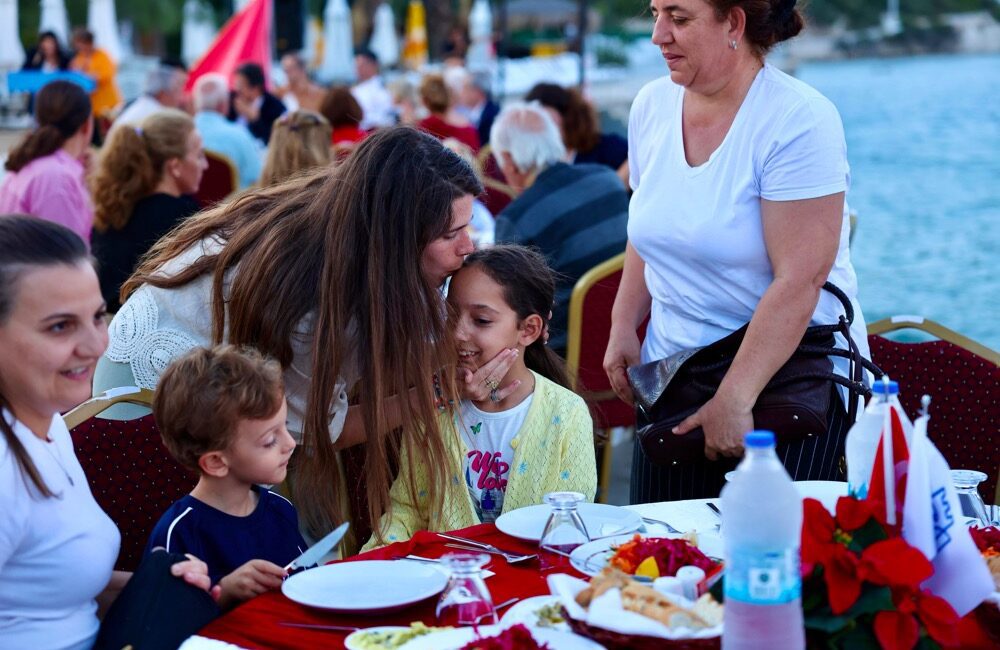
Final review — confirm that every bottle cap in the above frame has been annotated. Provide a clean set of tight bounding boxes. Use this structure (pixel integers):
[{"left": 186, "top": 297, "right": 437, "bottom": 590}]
[
  {"left": 745, "top": 430, "right": 775, "bottom": 448},
  {"left": 872, "top": 380, "right": 899, "bottom": 394}
]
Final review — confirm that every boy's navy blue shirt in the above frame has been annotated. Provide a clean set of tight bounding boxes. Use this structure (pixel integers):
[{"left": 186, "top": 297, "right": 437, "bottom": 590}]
[{"left": 145, "top": 485, "right": 307, "bottom": 584}]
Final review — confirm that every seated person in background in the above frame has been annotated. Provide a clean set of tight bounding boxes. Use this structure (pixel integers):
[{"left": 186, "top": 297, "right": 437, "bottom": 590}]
[
  {"left": 146, "top": 345, "right": 307, "bottom": 608},
  {"left": 277, "top": 52, "right": 325, "bottom": 113},
  {"left": 490, "top": 102, "right": 629, "bottom": 354},
  {"left": 193, "top": 73, "right": 263, "bottom": 189},
  {"left": 22, "top": 31, "right": 70, "bottom": 72},
  {"left": 112, "top": 61, "right": 188, "bottom": 132},
  {"left": 258, "top": 110, "right": 332, "bottom": 187},
  {"left": 458, "top": 69, "right": 500, "bottom": 149},
  {"left": 319, "top": 86, "right": 367, "bottom": 156},
  {"left": 69, "top": 27, "right": 122, "bottom": 122},
  {"left": 351, "top": 48, "right": 395, "bottom": 130},
  {"left": 91, "top": 110, "right": 206, "bottom": 312},
  {"left": 228, "top": 62, "right": 286, "bottom": 145},
  {"left": 526, "top": 83, "right": 629, "bottom": 186},
  {"left": 363, "top": 245, "right": 596, "bottom": 549},
  {"left": 418, "top": 73, "right": 480, "bottom": 154}
]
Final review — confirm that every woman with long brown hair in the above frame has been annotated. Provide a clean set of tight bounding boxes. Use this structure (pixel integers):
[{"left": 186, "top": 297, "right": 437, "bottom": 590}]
[
  {"left": 91, "top": 110, "right": 206, "bottom": 312},
  {"left": 258, "top": 110, "right": 332, "bottom": 187},
  {"left": 0, "top": 81, "right": 94, "bottom": 243},
  {"left": 93, "top": 127, "right": 518, "bottom": 548}
]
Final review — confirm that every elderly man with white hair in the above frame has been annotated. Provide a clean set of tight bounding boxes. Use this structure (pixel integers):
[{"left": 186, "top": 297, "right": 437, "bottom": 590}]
[
  {"left": 112, "top": 62, "right": 188, "bottom": 130},
  {"left": 192, "top": 73, "right": 263, "bottom": 189},
  {"left": 491, "top": 102, "right": 629, "bottom": 353}
]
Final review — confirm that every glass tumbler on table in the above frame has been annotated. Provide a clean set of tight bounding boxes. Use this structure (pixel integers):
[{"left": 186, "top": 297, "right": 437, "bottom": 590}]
[
  {"left": 435, "top": 552, "right": 496, "bottom": 626},
  {"left": 539, "top": 491, "right": 590, "bottom": 571},
  {"left": 951, "top": 469, "right": 991, "bottom": 527}
]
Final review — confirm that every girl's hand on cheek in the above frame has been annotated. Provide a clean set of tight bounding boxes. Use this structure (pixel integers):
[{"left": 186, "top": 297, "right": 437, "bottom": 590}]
[{"left": 459, "top": 348, "right": 521, "bottom": 402}]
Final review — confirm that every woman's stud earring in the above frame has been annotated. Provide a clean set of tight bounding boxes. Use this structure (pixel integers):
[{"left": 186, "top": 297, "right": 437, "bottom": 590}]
[{"left": 730, "top": 40, "right": 738, "bottom": 50}]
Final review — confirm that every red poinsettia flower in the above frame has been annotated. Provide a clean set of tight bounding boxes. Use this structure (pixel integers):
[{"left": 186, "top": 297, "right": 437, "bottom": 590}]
[
  {"left": 835, "top": 495, "right": 882, "bottom": 531},
  {"left": 892, "top": 588, "right": 961, "bottom": 647},
  {"left": 874, "top": 610, "right": 920, "bottom": 650},
  {"left": 858, "top": 539, "right": 933, "bottom": 590},
  {"left": 802, "top": 498, "right": 838, "bottom": 566}
]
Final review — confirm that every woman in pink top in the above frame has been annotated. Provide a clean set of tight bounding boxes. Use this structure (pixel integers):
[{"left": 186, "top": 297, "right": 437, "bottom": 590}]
[{"left": 0, "top": 81, "right": 94, "bottom": 244}]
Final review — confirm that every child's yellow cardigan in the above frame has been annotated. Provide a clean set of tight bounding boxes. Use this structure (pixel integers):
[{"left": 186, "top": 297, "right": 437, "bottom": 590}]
[{"left": 362, "top": 372, "right": 597, "bottom": 549}]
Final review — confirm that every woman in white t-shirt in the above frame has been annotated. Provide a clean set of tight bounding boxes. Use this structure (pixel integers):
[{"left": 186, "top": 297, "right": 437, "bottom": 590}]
[
  {"left": 0, "top": 216, "right": 214, "bottom": 650},
  {"left": 604, "top": 0, "right": 870, "bottom": 502}
]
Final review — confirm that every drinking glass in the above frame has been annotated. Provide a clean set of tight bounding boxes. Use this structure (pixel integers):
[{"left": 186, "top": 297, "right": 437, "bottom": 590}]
[
  {"left": 539, "top": 491, "right": 590, "bottom": 571},
  {"left": 435, "top": 552, "right": 495, "bottom": 626},
  {"left": 951, "top": 469, "right": 991, "bottom": 527}
]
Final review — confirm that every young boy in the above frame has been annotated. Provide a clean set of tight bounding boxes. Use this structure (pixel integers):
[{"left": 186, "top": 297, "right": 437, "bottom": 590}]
[{"left": 145, "top": 345, "right": 307, "bottom": 608}]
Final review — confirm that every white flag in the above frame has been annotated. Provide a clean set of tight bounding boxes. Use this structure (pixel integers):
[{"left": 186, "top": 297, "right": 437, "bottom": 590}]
[{"left": 902, "top": 414, "right": 994, "bottom": 616}]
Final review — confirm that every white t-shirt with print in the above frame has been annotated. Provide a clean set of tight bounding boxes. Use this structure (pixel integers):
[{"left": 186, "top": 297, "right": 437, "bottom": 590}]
[
  {"left": 627, "top": 64, "right": 869, "bottom": 389},
  {"left": 457, "top": 395, "right": 534, "bottom": 523}
]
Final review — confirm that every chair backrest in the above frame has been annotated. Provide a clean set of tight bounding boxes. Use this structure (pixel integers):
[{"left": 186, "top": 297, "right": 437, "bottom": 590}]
[
  {"left": 565, "top": 253, "right": 647, "bottom": 429},
  {"left": 66, "top": 389, "right": 196, "bottom": 572},
  {"left": 866, "top": 316, "right": 999, "bottom": 500},
  {"left": 195, "top": 150, "right": 239, "bottom": 209}
]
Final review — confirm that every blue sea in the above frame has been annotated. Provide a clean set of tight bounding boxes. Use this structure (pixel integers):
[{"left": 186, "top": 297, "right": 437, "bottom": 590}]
[{"left": 796, "top": 54, "right": 1000, "bottom": 351}]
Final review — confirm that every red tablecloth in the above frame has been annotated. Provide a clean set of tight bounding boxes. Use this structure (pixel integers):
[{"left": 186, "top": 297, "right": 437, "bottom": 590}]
[
  {"left": 199, "top": 523, "right": 571, "bottom": 649},
  {"left": 199, "top": 523, "right": 998, "bottom": 649}
]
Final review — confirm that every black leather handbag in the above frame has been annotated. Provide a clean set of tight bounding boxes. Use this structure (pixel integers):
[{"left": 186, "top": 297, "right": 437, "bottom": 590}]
[{"left": 627, "top": 282, "right": 882, "bottom": 465}]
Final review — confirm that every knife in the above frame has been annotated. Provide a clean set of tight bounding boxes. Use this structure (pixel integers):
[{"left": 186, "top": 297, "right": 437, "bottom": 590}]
[{"left": 284, "top": 522, "right": 349, "bottom": 572}]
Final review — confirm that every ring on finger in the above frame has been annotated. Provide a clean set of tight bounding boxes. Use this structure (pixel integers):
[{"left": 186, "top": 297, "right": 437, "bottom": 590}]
[
  {"left": 489, "top": 388, "right": 501, "bottom": 403},
  {"left": 484, "top": 377, "right": 499, "bottom": 391}
]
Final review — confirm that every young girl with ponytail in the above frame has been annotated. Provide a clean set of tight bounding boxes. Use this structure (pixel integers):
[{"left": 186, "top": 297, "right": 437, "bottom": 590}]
[{"left": 364, "top": 244, "right": 596, "bottom": 547}]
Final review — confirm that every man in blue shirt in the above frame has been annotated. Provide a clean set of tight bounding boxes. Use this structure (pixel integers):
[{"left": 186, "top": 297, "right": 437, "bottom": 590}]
[{"left": 193, "top": 73, "right": 263, "bottom": 189}]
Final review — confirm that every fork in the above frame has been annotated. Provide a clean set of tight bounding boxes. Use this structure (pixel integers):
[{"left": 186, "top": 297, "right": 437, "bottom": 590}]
[
  {"left": 436, "top": 533, "right": 537, "bottom": 563},
  {"left": 641, "top": 516, "right": 683, "bottom": 534},
  {"left": 443, "top": 542, "right": 537, "bottom": 564}
]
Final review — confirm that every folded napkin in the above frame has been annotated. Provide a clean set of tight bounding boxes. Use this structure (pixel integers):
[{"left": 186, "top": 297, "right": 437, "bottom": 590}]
[
  {"left": 547, "top": 574, "right": 722, "bottom": 640},
  {"left": 178, "top": 636, "right": 250, "bottom": 650}
]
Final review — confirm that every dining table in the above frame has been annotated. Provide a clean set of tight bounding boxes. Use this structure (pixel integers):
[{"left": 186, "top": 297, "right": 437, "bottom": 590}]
[{"left": 193, "top": 481, "right": 996, "bottom": 649}]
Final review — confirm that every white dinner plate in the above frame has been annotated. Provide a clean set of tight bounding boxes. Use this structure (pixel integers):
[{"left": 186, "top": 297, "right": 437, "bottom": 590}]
[
  {"left": 281, "top": 561, "right": 448, "bottom": 614},
  {"left": 398, "top": 624, "right": 603, "bottom": 650},
  {"left": 500, "top": 595, "right": 570, "bottom": 632},
  {"left": 569, "top": 533, "right": 724, "bottom": 578},
  {"left": 495, "top": 502, "right": 642, "bottom": 542},
  {"left": 344, "top": 626, "right": 411, "bottom": 650},
  {"left": 794, "top": 480, "right": 849, "bottom": 514}
]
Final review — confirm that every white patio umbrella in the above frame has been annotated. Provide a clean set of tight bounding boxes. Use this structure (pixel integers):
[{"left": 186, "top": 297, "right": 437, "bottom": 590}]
[
  {"left": 182, "top": 0, "right": 217, "bottom": 67},
  {"left": 369, "top": 3, "right": 399, "bottom": 68},
  {"left": 318, "top": 0, "right": 354, "bottom": 84},
  {"left": 0, "top": 0, "right": 25, "bottom": 72},
  {"left": 88, "top": 0, "right": 123, "bottom": 63},
  {"left": 39, "top": 0, "right": 70, "bottom": 47},
  {"left": 466, "top": 0, "right": 494, "bottom": 71}
]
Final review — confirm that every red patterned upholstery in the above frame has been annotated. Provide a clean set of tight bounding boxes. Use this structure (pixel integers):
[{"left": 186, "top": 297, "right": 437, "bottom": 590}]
[
  {"left": 195, "top": 151, "right": 238, "bottom": 209},
  {"left": 569, "top": 264, "right": 648, "bottom": 429},
  {"left": 867, "top": 335, "right": 999, "bottom": 500},
  {"left": 70, "top": 414, "right": 197, "bottom": 572}
]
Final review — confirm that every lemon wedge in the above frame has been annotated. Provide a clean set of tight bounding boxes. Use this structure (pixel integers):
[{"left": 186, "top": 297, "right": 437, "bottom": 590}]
[{"left": 635, "top": 556, "right": 660, "bottom": 579}]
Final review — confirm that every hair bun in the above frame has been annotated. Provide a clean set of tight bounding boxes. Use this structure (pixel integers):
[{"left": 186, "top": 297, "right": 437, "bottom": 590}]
[{"left": 774, "top": 0, "right": 797, "bottom": 24}]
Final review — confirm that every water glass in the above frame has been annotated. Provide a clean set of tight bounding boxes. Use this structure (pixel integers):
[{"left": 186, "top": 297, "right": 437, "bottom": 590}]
[
  {"left": 539, "top": 491, "right": 590, "bottom": 570},
  {"left": 951, "top": 469, "right": 991, "bottom": 527},
  {"left": 435, "top": 552, "right": 496, "bottom": 626}
]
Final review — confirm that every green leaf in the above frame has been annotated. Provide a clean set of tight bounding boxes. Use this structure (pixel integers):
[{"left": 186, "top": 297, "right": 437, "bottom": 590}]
[
  {"left": 914, "top": 634, "right": 941, "bottom": 650},
  {"left": 848, "top": 518, "right": 890, "bottom": 551},
  {"left": 844, "top": 586, "right": 894, "bottom": 618},
  {"left": 836, "top": 624, "right": 882, "bottom": 650},
  {"left": 805, "top": 612, "right": 852, "bottom": 635}
]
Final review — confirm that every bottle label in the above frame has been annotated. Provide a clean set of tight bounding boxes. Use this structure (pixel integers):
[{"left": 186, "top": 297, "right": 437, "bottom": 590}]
[{"left": 724, "top": 548, "right": 801, "bottom": 605}]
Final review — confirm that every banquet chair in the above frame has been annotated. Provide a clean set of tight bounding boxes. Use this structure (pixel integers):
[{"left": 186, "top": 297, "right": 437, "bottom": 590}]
[
  {"left": 195, "top": 150, "right": 239, "bottom": 208},
  {"left": 65, "top": 387, "right": 197, "bottom": 572},
  {"left": 566, "top": 253, "right": 648, "bottom": 503},
  {"left": 867, "top": 316, "right": 999, "bottom": 500}
]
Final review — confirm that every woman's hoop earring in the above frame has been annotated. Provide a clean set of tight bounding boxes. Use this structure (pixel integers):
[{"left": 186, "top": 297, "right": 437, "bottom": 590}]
[{"left": 730, "top": 40, "right": 738, "bottom": 50}]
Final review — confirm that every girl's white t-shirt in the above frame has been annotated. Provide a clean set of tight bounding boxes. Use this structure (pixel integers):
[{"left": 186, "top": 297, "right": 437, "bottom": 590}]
[
  {"left": 0, "top": 413, "right": 120, "bottom": 650},
  {"left": 627, "top": 64, "right": 869, "bottom": 376},
  {"left": 457, "top": 395, "right": 534, "bottom": 523}
]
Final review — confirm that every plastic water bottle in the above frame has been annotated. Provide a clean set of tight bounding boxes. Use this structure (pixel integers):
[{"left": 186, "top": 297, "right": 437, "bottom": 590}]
[
  {"left": 845, "top": 380, "right": 900, "bottom": 497},
  {"left": 720, "top": 430, "right": 804, "bottom": 650}
]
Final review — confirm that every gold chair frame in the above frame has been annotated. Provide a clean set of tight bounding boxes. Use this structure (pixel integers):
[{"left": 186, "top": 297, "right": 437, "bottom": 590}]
[
  {"left": 867, "top": 315, "right": 999, "bottom": 366},
  {"left": 63, "top": 387, "right": 155, "bottom": 430}
]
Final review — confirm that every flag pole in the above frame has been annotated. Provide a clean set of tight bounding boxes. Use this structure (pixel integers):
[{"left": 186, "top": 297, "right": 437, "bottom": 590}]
[{"left": 882, "top": 375, "right": 895, "bottom": 525}]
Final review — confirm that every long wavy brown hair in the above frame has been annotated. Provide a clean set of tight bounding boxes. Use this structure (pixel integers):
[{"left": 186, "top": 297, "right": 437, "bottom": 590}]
[
  {"left": 123, "top": 127, "right": 483, "bottom": 545},
  {"left": 92, "top": 109, "right": 194, "bottom": 232}
]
